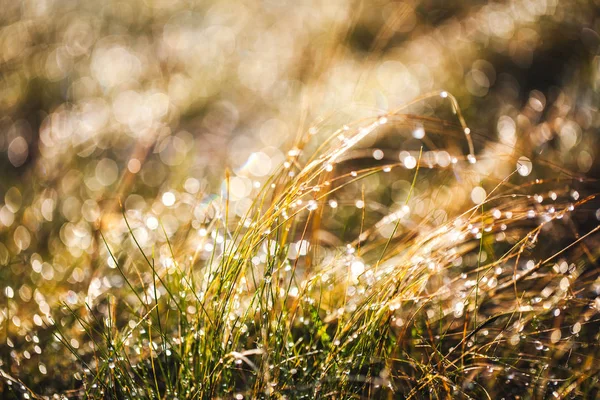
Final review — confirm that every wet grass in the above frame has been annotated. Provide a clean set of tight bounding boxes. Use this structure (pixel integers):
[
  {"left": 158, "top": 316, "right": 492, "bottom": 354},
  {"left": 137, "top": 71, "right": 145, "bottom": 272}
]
[{"left": 10, "top": 93, "right": 597, "bottom": 399}]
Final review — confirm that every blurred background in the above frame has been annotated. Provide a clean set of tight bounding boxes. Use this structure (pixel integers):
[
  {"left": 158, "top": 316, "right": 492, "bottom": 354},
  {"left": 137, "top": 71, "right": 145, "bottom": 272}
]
[{"left": 0, "top": 0, "right": 599, "bottom": 394}]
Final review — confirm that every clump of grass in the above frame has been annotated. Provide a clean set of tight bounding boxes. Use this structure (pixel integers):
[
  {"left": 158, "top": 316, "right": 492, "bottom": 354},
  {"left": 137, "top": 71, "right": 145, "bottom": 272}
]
[{"left": 46, "top": 92, "right": 600, "bottom": 399}]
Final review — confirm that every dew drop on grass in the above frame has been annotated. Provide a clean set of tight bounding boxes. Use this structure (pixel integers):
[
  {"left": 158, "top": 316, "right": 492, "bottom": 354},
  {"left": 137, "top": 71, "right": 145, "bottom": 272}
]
[
  {"left": 351, "top": 260, "right": 365, "bottom": 279},
  {"left": 517, "top": 156, "right": 532, "bottom": 176},
  {"left": 572, "top": 322, "right": 581, "bottom": 334},
  {"left": 454, "top": 302, "right": 464, "bottom": 317},
  {"left": 527, "top": 209, "right": 536, "bottom": 218}
]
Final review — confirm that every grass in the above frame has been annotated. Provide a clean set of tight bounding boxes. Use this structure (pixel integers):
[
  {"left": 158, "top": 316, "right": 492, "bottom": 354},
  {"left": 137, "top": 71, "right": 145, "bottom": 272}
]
[
  {"left": 0, "top": 0, "right": 598, "bottom": 397},
  {"left": 5, "top": 92, "right": 600, "bottom": 399}
]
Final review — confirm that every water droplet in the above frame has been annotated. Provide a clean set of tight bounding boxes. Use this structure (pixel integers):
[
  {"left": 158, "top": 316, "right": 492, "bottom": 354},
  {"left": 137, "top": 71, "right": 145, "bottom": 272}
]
[
  {"left": 412, "top": 126, "right": 425, "bottom": 139},
  {"left": 351, "top": 260, "right": 365, "bottom": 278},
  {"left": 404, "top": 156, "right": 417, "bottom": 169},
  {"left": 559, "top": 277, "right": 570, "bottom": 291},
  {"left": 517, "top": 156, "right": 532, "bottom": 176},
  {"left": 162, "top": 191, "right": 176, "bottom": 207}
]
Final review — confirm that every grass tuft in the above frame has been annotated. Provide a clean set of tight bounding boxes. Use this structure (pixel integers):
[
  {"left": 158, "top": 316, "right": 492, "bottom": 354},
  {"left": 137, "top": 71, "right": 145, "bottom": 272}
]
[{"left": 45, "top": 93, "right": 600, "bottom": 399}]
